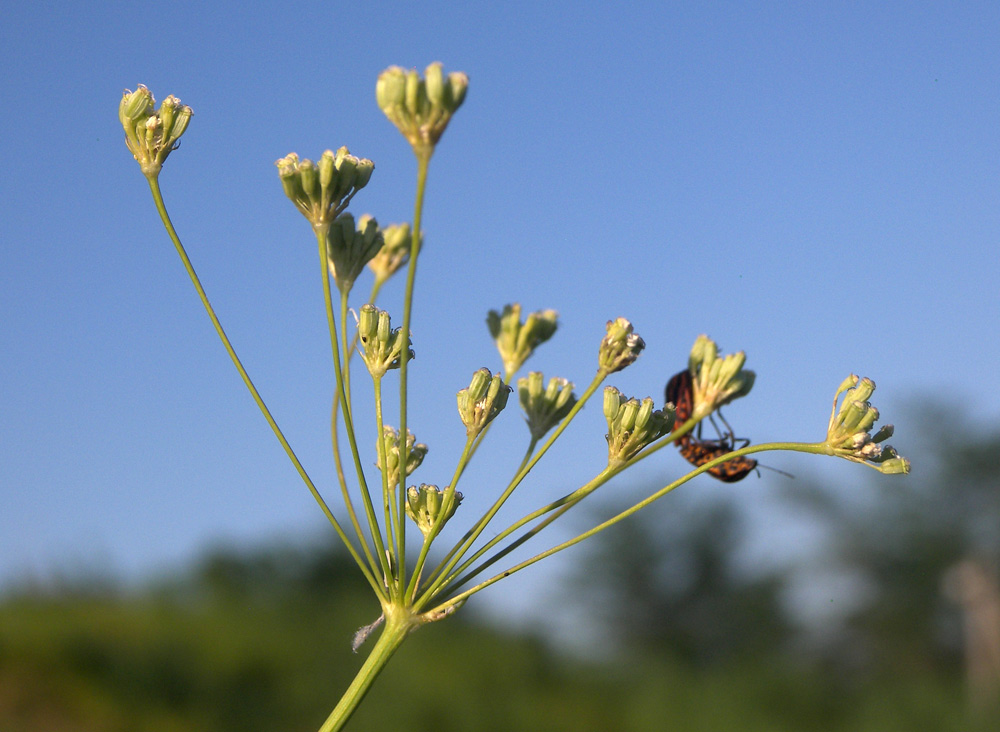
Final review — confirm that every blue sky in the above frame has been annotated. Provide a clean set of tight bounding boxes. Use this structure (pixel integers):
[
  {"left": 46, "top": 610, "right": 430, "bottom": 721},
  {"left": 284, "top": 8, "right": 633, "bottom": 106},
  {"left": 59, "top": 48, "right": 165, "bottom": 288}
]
[{"left": 2, "top": 2, "right": 998, "bottom": 627}]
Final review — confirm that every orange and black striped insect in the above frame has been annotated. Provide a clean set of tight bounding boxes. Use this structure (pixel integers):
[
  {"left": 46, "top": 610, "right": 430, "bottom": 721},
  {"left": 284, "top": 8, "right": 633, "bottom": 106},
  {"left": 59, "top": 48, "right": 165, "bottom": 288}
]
[{"left": 665, "top": 369, "right": 758, "bottom": 483}]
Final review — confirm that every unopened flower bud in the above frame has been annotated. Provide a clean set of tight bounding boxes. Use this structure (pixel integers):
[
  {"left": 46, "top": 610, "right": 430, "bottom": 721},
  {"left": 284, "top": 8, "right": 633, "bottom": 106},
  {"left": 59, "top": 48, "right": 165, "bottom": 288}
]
[
  {"left": 377, "top": 62, "right": 468, "bottom": 156},
  {"left": 358, "top": 305, "right": 413, "bottom": 377},
  {"left": 377, "top": 426, "right": 428, "bottom": 488},
  {"left": 687, "top": 335, "right": 755, "bottom": 419},
  {"left": 604, "top": 386, "right": 675, "bottom": 466},
  {"left": 598, "top": 318, "right": 645, "bottom": 375},
  {"left": 119, "top": 85, "right": 193, "bottom": 177},
  {"left": 487, "top": 304, "right": 559, "bottom": 377},
  {"left": 406, "top": 484, "right": 462, "bottom": 538},
  {"left": 457, "top": 369, "right": 511, "bottom": 437},
  {"left": 518, "top": 372, "right": 577, "bottom": 441},
  {"left": 824, "top": 375, "right": 909, "bottom": 474},
  {"left": 327, "top": 214, "right": 384, "bottom": 295},
  {"left": 275, "top": 146, "right": 374, "bottom": 231}
]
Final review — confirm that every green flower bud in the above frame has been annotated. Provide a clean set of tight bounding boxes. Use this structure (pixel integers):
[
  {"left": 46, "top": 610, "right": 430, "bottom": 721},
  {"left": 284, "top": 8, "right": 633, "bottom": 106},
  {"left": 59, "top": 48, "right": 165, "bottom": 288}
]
[
  {"left": 687, "top": 334, "right": 755, "bottom": 420},
  {"left": 358, "top": 304, "right": 414, "bottom": 377},
  {"left": 377, "top": 62, "right": 469, "bottom": 156},
  {"left": 597, "top": 318, "right": 645, "bottom": 375},
  {"left": 119, "top": 85, "right": 193, "bottom": 177},
  {"left": 518, "top": 372, "right": 577, "bottom": 441},
  {"left": 275, "top": 147, "right": 374, "bottom": 231},
  {"left": 377, "top": 426, "right": 428, "bottom": 488},
  {"left": 487, "top": 304, "right": 559, "bottom": 377},
  {"left": 823, "top": 375, "right": 908, "bottom": 473},
  {"left": 367, "top": 222, "right": 417, "bottom": 286},
  {"left": 327, "top": 214, "right": 384, "bottom": 295},
  {"left": 604, "top": 386, "right": 675, "bottom": 466},
  {"left": 457, "top": 369, "right": 511, "bottom": 437},
  {"left": 406, "top": 484, "right": 462, "bottom": 538}
]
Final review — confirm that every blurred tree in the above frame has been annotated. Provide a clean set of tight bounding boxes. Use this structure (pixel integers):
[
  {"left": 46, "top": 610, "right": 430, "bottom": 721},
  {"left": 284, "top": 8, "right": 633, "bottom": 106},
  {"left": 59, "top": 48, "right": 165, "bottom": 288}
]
[{"left": 571, "top": 490, "right": 791, "bottom": 667}]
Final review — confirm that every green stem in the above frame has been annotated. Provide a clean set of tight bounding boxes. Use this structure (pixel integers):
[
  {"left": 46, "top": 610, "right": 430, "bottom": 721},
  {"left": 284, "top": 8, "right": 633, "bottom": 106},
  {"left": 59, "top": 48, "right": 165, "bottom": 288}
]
[
  {"left": 316, "top": 228, "right": 383, "bottom": 581},
  {"left": 316, "top": 607, "right": 415, "bottom": 732},
  {"left": 416, "top": 372, "right": 606, "bottom": 606},
  {"left": 145, "top": 177, "right": 382, "bottom": 597},
  {"left": 397, "top": 149, "right": 431, "bottom": 581},
  {"left": 320, "top": 234, "right": 391, "bottom": 584}
]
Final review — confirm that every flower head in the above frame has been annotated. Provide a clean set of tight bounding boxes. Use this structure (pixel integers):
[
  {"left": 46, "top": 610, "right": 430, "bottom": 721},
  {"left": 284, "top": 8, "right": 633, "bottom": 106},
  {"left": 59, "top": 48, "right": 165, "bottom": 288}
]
[
  {"left": 406, "top": 484, "right": 462, "bottom": 538},
  {"left": 598, "top": 318, "right": 645, "bottom": 375},
  {"left": 119, "top": 85, "right": 193, "bottom": 177},
  {"left": 377, "top": 426, "right": 427, "bottom": 488},
  {"left": 487, "top": 304, "right": 559, "bottom": 378},
  {"left": 327, "top": 214, "right": 384, "bottom": 295},
  {"left": 604, "top": 387, "right": 675, "bottom": 466},
  {"left": 358, "top": 305, "right": 413, "bottom": 377},
  {"left": 457, "top": 369, "right": 511, "bottom": 438},
  {"left": 367, "top": 222, "right": 418, "bottom": 287},
  {"left": 687, "top": 335, "right": 755, "bottom": 420},
  {"left": 377, "top": 63, "right": 468, "bottom": 157},
  {"left": 518, "top": 372, "right": 577, "bottom": 441},
  {"left": 825, "top": 375, "right": 909, "bottom": 474},
  {"left": 276, "top": 148, "right": 374, "bottom": 232}
]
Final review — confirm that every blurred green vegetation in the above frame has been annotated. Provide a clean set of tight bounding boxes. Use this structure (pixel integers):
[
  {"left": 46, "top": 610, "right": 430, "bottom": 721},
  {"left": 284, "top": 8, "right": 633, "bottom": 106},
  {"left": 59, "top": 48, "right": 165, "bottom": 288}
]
[{"left": 2, "top": 409, "right": 998, "bottom": 731}]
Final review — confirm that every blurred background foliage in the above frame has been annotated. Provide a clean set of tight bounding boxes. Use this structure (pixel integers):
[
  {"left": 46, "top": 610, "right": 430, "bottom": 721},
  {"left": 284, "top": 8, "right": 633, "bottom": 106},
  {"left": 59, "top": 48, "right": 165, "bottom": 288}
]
[{"left": 2, "top": 407, "right": 998, "bottom": 731}]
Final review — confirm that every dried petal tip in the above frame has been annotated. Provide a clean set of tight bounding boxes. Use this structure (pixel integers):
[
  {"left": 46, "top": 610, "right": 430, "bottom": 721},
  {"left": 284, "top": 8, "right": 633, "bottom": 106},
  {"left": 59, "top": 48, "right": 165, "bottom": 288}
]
[
  {"left": 119, "top": 85, "right": 193, "bottom": 177},
  {"left": 824, "top": 375, "right": 909, "bottom": 474},
  {"left": 687, "top": 334, "right": 754, "bottom": 420},
  {"left": 598, "top": 318, "right": 645, "bottom": 375},
  {"left": 487, "top": 304, "right": 559, "bottom": 377}
]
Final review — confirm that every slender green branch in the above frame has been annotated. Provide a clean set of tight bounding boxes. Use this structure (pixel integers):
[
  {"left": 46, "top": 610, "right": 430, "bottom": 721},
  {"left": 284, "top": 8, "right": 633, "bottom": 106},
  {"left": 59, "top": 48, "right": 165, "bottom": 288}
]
[
  {"left": 416, "top": 372, "right": 606, "bottom": 605},
  {"left": 397, "top": 150, "right": 431, "bottom": 578},
  {"left": 318, "top": 231, "right": 391, "bottom": 585},
  {"left": 372, "top": 375, "right": 400, "bottom": 601},
  {"left": 315, "top": 228, "right": 382, "bottom": 580},
  {"left": 424, "top": 441, "right": 802, "bottom": 615},
  {"left": 146, "top": 177, "right": 383, "bottom": 598},
  {"left": 405, "top": 432, "right": 475, "bottom": 602}
]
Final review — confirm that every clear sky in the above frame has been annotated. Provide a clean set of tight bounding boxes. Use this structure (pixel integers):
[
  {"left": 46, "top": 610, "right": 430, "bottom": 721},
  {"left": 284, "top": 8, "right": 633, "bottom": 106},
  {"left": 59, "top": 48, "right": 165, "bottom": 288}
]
[{"left": 2, "top": 1, "right": 998, "bottom": 627}]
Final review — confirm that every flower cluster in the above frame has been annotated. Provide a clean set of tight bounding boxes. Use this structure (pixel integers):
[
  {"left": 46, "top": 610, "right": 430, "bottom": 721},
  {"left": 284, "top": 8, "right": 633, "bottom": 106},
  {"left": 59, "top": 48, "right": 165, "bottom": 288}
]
[
  {"left": 377, "top": 426, "right": 427, "bottom": 489},
  {"left": 358, "top": 305, "right": 413, "bottom": 378},
  {"left": 518, "top": 373, "right": 577, "bottom": 441},
  {"left": 687, "top": 335, "right": 755, "bottom": 421},
  {"left": 275, "top": 148, "right": 374, "bottom": 231},
  {"left": 598, "top": 318, "right": 645, "bottom": 375},
  {"left": 377, "top": 62, "right": 469, "bottom": 155},
  {"left": 457, "top": 369, "right": 511, "bottom": 438},
  {"left": 487, "top": 304, "right": 559, "bottom": 377},
  {"left": 406, "top": 484, "right": 462, "bottom": 538},
  {"left": 825, "top": 375, "right": 909, "bottom": 474},
  {"left": 119, "top": 85, "right": 192, "bottom": 177},
  {"left": 604, "top": 387, "right": 675, "bottom": 465}
]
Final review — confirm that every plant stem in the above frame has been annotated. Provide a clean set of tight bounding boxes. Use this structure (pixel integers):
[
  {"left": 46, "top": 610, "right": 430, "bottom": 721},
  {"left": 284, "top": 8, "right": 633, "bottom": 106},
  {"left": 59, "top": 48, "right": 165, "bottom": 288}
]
[
  {"left": 145, "top": 177, "right": 382, "bottom": 598},
  {"left": 315, "top": 228, "right": 383, "bottom": 581},
  {"left": 317, "top": 607, "right": 415, "bottom": 732},
  {"left": 397, "top": 149, "right": 431, "bottom": 581}
]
